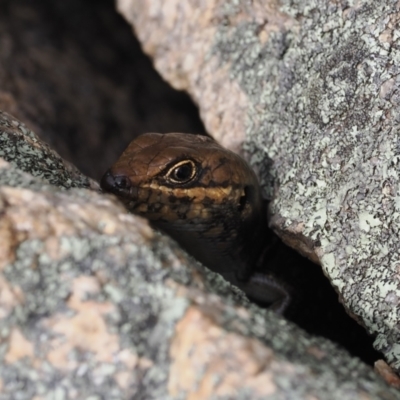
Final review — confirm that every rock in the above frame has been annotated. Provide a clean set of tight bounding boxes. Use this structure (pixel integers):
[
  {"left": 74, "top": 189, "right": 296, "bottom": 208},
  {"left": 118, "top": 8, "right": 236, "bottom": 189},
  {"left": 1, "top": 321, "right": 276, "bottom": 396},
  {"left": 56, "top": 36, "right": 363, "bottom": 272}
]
[
  {"left": 0, "top": 112, "right": 396, "bottom": 397},
  {"left": 117, "top": 0, "right": 400, "bottom": 374},
  {"left": 0, "top": 111, "right": 97, "bottom": 190}
]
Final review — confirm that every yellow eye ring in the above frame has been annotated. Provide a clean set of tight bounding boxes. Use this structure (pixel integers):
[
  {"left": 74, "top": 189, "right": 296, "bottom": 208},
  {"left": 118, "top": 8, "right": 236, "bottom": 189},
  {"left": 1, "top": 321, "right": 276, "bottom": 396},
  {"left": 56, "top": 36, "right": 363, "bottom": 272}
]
[{"left": 166, "top": 160, "right": 197, "bottom": 184}]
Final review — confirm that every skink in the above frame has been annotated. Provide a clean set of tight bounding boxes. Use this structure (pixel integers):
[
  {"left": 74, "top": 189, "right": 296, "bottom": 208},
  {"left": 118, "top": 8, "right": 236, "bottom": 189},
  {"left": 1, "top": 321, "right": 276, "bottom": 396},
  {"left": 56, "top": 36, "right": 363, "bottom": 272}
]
[{"left": 101, "top": 132, "right": 290, "bottom": 313}]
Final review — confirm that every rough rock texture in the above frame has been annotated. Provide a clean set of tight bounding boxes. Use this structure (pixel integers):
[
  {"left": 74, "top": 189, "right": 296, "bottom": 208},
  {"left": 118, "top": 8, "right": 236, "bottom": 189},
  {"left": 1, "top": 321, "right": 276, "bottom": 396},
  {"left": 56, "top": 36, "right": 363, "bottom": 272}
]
[
  {"left": 0, "top": 111, "right": 97, "bottom": 190},
  {"left": 117, "top": 0, "right": 400, "bottom": 372},
  {"left": 0, "top": 114, "right": 397, "bottom": 398},
  {"left": 1, "top": 3, "right": 372, "bottom": 364}
]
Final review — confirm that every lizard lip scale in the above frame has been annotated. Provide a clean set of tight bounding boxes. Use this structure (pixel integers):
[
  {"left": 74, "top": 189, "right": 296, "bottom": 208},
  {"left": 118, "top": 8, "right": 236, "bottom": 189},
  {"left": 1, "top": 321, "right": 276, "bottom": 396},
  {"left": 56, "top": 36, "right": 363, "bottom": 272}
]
[{"left": 101, "top": 132, "right": 290, "bottom": 312}]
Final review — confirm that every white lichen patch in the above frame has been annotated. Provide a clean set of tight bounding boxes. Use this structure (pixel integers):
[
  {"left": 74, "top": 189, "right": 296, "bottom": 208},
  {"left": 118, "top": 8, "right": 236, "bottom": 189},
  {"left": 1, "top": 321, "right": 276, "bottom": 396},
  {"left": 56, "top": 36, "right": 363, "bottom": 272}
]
[{"left": 210, "top": 0, "right": 400, "bottom": 371}]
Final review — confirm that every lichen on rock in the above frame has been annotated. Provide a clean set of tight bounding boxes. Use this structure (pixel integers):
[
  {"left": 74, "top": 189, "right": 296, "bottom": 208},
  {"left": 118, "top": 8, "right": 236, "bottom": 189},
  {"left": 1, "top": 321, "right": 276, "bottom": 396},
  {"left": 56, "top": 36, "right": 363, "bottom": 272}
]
[
  {"left": 117, "top": 0, "right": 400, "bottom": 374},
  {"left": 0, "top": 111, "right": 397, "bottom": 397},
  {"left": 0, "top": 111, "right": 97, "bottom": 190}
]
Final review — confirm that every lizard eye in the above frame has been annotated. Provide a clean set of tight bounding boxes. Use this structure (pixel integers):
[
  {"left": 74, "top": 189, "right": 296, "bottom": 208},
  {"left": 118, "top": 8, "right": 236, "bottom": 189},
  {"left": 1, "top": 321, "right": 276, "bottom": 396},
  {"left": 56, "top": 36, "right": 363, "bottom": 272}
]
[{"left": 166, "top": 160, "right": 197, "bottom": 184}]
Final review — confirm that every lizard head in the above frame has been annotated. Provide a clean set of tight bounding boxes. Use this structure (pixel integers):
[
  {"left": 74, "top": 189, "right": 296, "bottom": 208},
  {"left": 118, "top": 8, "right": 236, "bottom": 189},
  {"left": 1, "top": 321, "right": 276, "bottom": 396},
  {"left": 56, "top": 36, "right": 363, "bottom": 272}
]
[{"left": 101, "top": 132, "right": 261, "bottom": 226}]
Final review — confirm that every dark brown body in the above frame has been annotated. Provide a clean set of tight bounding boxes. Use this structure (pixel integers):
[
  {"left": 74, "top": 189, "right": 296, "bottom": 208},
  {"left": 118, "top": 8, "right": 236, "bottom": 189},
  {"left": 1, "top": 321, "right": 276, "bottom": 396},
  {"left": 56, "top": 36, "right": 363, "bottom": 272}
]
[{"left": 101, "top": 133, "right": 288, "bottom": 310}]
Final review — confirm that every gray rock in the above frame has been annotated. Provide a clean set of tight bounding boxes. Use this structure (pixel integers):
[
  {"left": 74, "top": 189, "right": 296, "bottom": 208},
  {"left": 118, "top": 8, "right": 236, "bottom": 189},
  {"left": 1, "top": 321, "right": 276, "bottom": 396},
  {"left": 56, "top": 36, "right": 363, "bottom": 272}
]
[
  {"left": 0, "top": 111, "right": 97, "bottom": 190},
  {"left": 117, "top": 0, "right": 400, "bottom": 375},
  {"left": 0, "top": 113, "right": 397, "bottom": 396}
]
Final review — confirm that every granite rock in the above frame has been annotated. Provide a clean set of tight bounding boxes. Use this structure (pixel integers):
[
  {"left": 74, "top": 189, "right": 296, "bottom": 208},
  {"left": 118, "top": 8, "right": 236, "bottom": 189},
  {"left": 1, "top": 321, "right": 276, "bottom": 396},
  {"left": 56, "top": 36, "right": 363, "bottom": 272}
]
[
  {"left": 117, "top": 0, "right": 400, "bottom": 374},
  {"left": 0, "top": 112, "right": 396, "bottom": 398}
]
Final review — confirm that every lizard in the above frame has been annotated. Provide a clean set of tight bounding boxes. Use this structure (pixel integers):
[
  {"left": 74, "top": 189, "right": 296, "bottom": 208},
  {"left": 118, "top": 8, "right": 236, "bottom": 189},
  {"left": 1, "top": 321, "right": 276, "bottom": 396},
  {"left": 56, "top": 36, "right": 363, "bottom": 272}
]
[{"left": 101, "top": 132, "right": 290, "bottom": 313}]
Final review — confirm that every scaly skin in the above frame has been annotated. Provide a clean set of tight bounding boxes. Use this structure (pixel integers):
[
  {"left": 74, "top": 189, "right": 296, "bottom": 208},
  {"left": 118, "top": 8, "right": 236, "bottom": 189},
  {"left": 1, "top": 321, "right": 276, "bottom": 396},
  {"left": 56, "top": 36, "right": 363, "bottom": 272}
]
[{"left": 101, "top": 132, "right": 289, "bottom": 312}]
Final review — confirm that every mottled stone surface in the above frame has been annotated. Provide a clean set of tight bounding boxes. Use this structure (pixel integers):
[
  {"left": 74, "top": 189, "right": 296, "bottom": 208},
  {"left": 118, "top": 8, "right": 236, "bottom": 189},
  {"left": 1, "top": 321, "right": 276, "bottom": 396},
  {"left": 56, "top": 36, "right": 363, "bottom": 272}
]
[
  {"left": 117, "top": 0, "right": 400, "bottom": 373},
  {"left": 0, "top": 111, "right": 97, "bottom": 190},
  {"left": 0, "top": 114, "right": 397, "bottom": 398}
]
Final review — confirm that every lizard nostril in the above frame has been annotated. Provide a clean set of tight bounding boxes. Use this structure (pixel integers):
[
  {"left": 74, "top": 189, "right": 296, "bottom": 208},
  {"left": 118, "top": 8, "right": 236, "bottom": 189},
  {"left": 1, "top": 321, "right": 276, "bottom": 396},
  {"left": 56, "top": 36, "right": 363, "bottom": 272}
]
[
  {"left": 101, "top": 170, "right": 132, "bottom": 193},
  {"left": 114, "top": 175, "right": 131, "bottom": 190}
]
